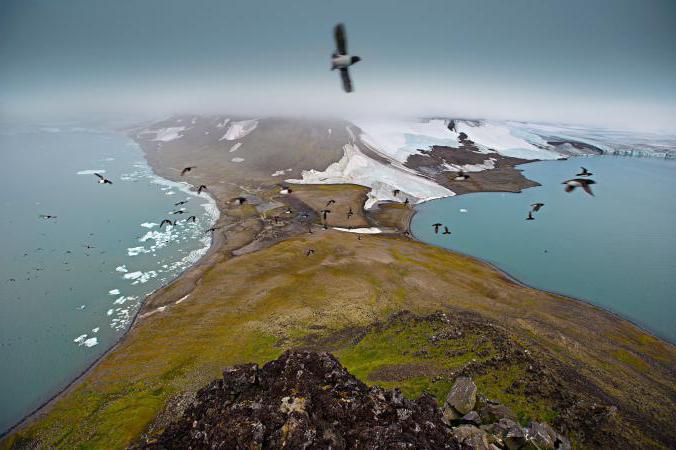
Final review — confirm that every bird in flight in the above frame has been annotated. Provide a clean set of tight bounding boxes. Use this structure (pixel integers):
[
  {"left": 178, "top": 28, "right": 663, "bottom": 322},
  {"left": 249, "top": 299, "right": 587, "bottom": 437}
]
[
  {"left": 530, "top": 203, "right": 545, "bottom": 212},
  {"left": 38, "top": 214, "right": 57, "bottom": 220},
  {"left": 205, "top": 226, "right": 221, "bottom": 234},
  {"left": 392, "top": 189, "right": 400, "bottom": 197},
  {"left": 321, "top": 209, "right": 331, "bottom": 221},
  {"left": 326, "top": 199, "right": 336, "bottom": 207},
  {"left": 442, "top": 226, "right": 452, "bottom": 235},
  {"left": 347, "top": 207, "right": 354, "bottom": 219},
  {"left": 526, "top": 211, "right": 535, "bottom": 221},
  {"left": 170, "top": 210, "right": 186, "bottom": 215},
  {"left": 174, "top": 200, "right": 189, "bottom": 206},
  {"left": 180, "top": 166, "right": 196, "bottom": 176},
  {"left": 186, "top": 215, "right": 197, "bottom": 223},
  {"left": 159, "top": 219, "right": 174, "bottom": 229},
  {"left": 197, "top": 185, "right": 207, "bottom": 194},
  {"left": 563, "top": 178, "right": 596, "bottom": 196},
  {"left": 94, "top": 173, "right": 112, "bottom": 184},
  {"left": 404, "top": 198, "right": 410, "bottom": 206},
  {"left": 454, "top": 170, "right": 470, "bottom": 181},
  {"left": 331, "top": 23, "right": 361, "bottom": 93},
  {"left": 432, "top": 223, "right": 442, "bottom": 234},
  {"left": 576, "top": 167, "right": 593, "bottom": 177}
]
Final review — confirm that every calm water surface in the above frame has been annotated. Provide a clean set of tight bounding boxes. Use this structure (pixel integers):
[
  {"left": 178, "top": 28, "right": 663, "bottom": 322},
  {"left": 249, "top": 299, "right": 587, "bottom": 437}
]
[
  {"left": 412, "top": 156, "right": 676, "bottom": 343},
  {"left": 0, "top": 127, "right": 218, "bottom": 433}
]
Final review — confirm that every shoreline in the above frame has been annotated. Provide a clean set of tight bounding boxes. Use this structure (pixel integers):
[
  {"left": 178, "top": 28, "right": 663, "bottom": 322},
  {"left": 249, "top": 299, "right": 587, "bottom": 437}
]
[
  {"left": 0, "top": 132, "right": 229, "bottom": 439},
  {"left": 4, "top": 139, "right": 674, "bottom": 442}
]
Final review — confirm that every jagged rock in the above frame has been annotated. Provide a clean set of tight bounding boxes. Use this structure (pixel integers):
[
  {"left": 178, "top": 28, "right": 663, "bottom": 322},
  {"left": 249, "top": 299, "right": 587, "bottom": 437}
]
[
  {"left": 524, "top": 421, "right": 558, "bottom": 449},
  {"left": 453, "top": 425, "right": 492, "bottom": 450},
  {"left": 479, "top": 403, "right": 517, "bottom": 424},
  {"left": 461, "top": 411, "right": 481, "bottom": 426},
  {"left": 505, "top": 425, "right": 526, "bottom": 450},
  {"left": 446, "top": 377, "right": 478, "bottom": 415},
  {"left": 132, "top": 351, "right": 458, "bottom": 449}
]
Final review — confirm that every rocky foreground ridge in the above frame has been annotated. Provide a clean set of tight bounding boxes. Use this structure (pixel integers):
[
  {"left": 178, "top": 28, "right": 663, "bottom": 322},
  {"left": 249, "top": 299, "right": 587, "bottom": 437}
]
[{"left": 132, "top": 351, "right": 570, "bottom": 449}]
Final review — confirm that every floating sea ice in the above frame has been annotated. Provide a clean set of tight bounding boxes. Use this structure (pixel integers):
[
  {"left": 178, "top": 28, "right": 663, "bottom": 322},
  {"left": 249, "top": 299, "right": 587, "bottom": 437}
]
[
  {"left": 83, "top": 337, "right": 98, "bottom": 347},
  {"left": 165, "top": 191, "right": 175, "bottom": 195},
  {"left": 108, "top": 289, "right": 120, "bottom": 295},
  {"left": 127, "top": 247, "right": 150, "bottom": 256},
  {"left": 106, "top": 309, "right": 114, "bottom": 316},
  {"left": 114, "top": 296, "right": 127, "bottom": 305},
  {"left": 77, "top": 304, "right": 86, "bottom": 310},
  {"left": 460, "top": 208, "right": 468, "bottom": 213},
  {"left": 92, "top": 327, "right": 100, "bottom": 333},
  {"left": 231, "top": 157, "right": 245, "bottom": 163},
  {"left": 123, "top": 271, "right": 143, "bottom": 280},
  {"left": 76, "top": 169, "right": 106, "bottom": 175},
  {"left": 140, "top": 222, "right": 158, "bottom": 229},
  {"left": 73, "top": 334, "right": 87, "bottom": 344},
  {"left": 115, "top": 265, "right": 128, "bottom": 273}
]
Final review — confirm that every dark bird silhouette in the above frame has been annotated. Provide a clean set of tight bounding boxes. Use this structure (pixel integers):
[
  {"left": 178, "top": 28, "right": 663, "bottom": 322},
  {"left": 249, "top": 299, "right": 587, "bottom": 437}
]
[
  {"left": 347, "top": 207, "right": 354, "bottom": 219},
  {"left": 180, "top": 166, "right": 196, "bottom": 176},
  {"left": 562, "top": 178, "right": 596, "bottom": 196},
  {"left": 331, "top": 23, "right": 361, "bottom": 93},
  {"left": 160, "top": 219, "right": 173, "bottom": 228},
  {"left": 306, "top": 248, "right": 315, "bottom": 256},
  {"left": 526, "top": 211, "right": 535, "bottom": 221},
  {"left": 39, "top": 214, "right": 57, "bottom": 219},
  {"left": 186, "top": 215, "right": 197, "bottom": 223},
  {"left": 174, "top": 200, "right": 189, "bottom": 206},
  {"left": 197, "top": 185, "right": 207, "bottom": 194},
  {"left": 442, "top": 226, "right": 451, "bottom": 235},
  {"left": 326, "top": 199, "right": 336, "bottom": 207},
  {"left": 82, "top": 244, "right": 95, "bottom": 249},
  {"left": 170, "top": 210, "right": 186, "bottom": 215},
  {"left": 576, "top": 167, "right": 593, "bottom": 177},
  {"left": 530, "top": 203, "right": 545, "bottom": 212},
  {"left": 454, "top": 170, "right": 469, "bottom": 181},
  {"left": 279, "top": 185, "right": 293, "bottom": 194},
  {"left": 432, "top": 223, "right": 442, "bottom": 234},
  {"left": 392, "top": 189, "right": 400, "bottom": 197},
  {"left": 233, "top": 197, "right": 247, "bottom": 205},
  {"left": 321, "top": 209, "right": 331, "bottom": 221},
  {"left": 205, "top": 226, "right": 221, "bottom": 234},
  {"left": 94, "top": 173, "right": 112, "bottom": 184},
  {"left": 404, "top": 198, "right": 410, "bottom": 206}
]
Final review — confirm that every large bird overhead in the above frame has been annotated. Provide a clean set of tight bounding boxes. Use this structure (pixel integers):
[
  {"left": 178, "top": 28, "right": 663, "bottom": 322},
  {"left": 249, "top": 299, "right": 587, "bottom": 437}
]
[
  {"left": 577, "top": 167, "right": 593, "bottom": 177},
  {"left": 563, "top": 178, "right": 596, "bottom": 196},
  {"left": 94, "top": 173, "right": 112, "bottom": 184},
  {"left": 331, "top": 23, "right": 361, "bottom": 93}
]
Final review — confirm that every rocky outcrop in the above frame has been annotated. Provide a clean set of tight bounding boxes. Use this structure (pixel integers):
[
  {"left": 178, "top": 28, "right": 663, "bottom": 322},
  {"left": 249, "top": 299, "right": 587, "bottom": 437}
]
[{"left": 132, "top": 351, "right": 570, "bottom": 450}]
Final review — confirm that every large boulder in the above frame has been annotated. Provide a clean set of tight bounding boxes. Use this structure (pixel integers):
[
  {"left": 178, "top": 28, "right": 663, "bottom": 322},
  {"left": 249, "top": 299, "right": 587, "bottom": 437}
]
[
  {"left": 479, "top": 402, "right": 517, "bottom": 424},
  {"left": 452, "top": 425, "right": 492, "bottom": 450},
  {"left": 446, "top": 377, "right": 478, "bottom": 415}
]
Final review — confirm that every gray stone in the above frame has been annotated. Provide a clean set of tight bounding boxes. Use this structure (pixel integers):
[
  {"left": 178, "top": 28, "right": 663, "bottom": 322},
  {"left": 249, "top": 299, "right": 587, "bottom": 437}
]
[
  {"left": 446, "top": 376, "right": 477, "bottom": 415},
  {"left": 479, "top": 403, "right": 517, "bottom": 424},
  {"left": 452, "top": 425, "right": 492, "bottom": 450},
  {"left": 441, "top": 404, "right": 462, "bottom": 426},
  {"left": 505, "top": 425, "right": 526, "bottom": 450},
  {"left": 525, "top": 422, "right": 558, "bottom": 450},
  {"left": 462, "top": 410, "right": 481, "bottom": 425}
]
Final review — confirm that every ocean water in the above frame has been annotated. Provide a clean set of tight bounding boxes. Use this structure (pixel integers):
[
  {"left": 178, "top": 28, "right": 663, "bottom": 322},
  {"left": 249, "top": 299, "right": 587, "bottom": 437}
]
[
  {"left": 0, "top": 127, "right": 218, "bottom": 433},
  {"left": 412, "top": 156, "right": 676, "bottom": 343}
]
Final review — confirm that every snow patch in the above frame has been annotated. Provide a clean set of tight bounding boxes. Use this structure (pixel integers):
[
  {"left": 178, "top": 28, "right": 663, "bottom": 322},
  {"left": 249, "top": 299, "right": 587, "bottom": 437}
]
[
  {"left": 108, "top": 289, "right": 120, "bottom": 295},
  {"left": 77, "top": 169, "right": 105, "bottom": 175},
  {"left": 231, "top": 157, "right": 245, "bottom": 163},
  {"left": 219, "top": 119, "right": 258, "bottom": 141},
  {"left": 229, "top": 142, "right": 242, "bottom": 152}
]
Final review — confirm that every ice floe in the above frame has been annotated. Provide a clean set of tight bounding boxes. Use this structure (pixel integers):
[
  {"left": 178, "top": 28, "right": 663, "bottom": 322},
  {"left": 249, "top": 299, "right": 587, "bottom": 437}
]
[
  {"left": 77, "top": 169, "right": 106, "bottom": 175},
  {"left": 231, "top": 157, "right": 245, "bottom": 163},
  {"left": 92, "top": 327, "right": 100, "bottom": 333},
  {"left": 229, "top": 142, "right": 242, "bottom": 152},
  {"left": 140, "top": 222, "right": 158, "bottom": 229},
  {"left": 272, "top": 168, "right": 293, "bottom": 177},
  {"left": 127, "top": 246, "right": 150, "bottom": 256},
  {"left": 83, "top": 337, "right": 98, "bottom": 347},
  {"left": 115, "top": 265, "right": 128, "bottom": 273},
  {"left": 108, "top": 289, "right": 120, "bottom": 295}
]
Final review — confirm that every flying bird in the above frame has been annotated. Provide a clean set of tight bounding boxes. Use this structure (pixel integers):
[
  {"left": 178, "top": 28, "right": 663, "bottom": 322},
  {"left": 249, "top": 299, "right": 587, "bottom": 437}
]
[
  {"left": 38, "top": 214, "right": 57, "bottom": 219},
  {"left": 442, "top": 226, "right": 451, "bottom": 235},
  {"left": 186, "top": 215, "right": 197, "bottom": 223},
  {"left": 454, "top": 170, "right": 469, "bottom": 181},
  {"left": 197, "top": 185, "right": 207, "bottom": 194},
  {"left": 321, "top": 209, "right": 331, "bottom": 221},
  {"left": 392, "top": 189, "right": 400, "bottom": 197},
  {"left": 577, "top": 167, "right": 593, "bottom": 177},
  {"left": 159, "top": 219, "right": 173, "bottom": 229},
  {"left": 94, "top": 173, "right": 112, "bottom": 184},
  {"left": 562, "top": 178, "right": 596, "bottom": 196},
  {"left": 404, "top": 198, "right": 410, "bottom": 206},
  {"left": 347, "top": 207, "right": 354, "bottom": 219},
  {"left": 180, "top": 166, "right": 196, "bottom": 176},
  {"left": 432, "top": 223, "right": 442, "bottom": 234},
  {"left": 170, "top": 210, "right": 186, "bottom": 215},
  {"left": 331, "top": 23, "right": 361, "bottom": 93},
  {"left": 205, "top": 226, "right": 221, "bottom": 234},
  {"left": 530, "top": 203, "right": 545, "bottom": 212},
  {"left": 326, "top": 199, "right": 336, "bottom": 207},
  {"left": 174, "top": 200, "right": 189, "bottom": 206},
  {"left": 526, "top": 211, "right": 535, "bottom": 221}
]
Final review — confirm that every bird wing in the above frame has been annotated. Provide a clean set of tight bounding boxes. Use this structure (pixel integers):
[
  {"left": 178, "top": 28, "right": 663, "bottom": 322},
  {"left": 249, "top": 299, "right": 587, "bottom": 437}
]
[
  {"left": 334, "top": 23, "right": 347, "bottom": 55},
  {"left": 581, "top": 183, "right": 595, "bottom": 196},
  {"left": 340, "top": 68, "right": 353, "bottom": 93},
  {"left": 94, "top": 173, "right": 104, "bottom": 179}
]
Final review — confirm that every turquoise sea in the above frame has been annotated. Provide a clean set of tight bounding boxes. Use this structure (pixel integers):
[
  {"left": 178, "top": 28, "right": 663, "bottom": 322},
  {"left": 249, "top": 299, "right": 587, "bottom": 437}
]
[
  {"left": 412, "top": 156, "right": 676, "bottom": 343},
  {"left": 0, "top": 126, "right": 218, "bottom": 434}
]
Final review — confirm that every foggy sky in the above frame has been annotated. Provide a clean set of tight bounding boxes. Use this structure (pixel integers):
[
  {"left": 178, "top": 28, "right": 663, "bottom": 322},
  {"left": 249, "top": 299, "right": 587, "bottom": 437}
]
[{"left": 1, "top": 0, "right": 675, "bottom": 130}]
